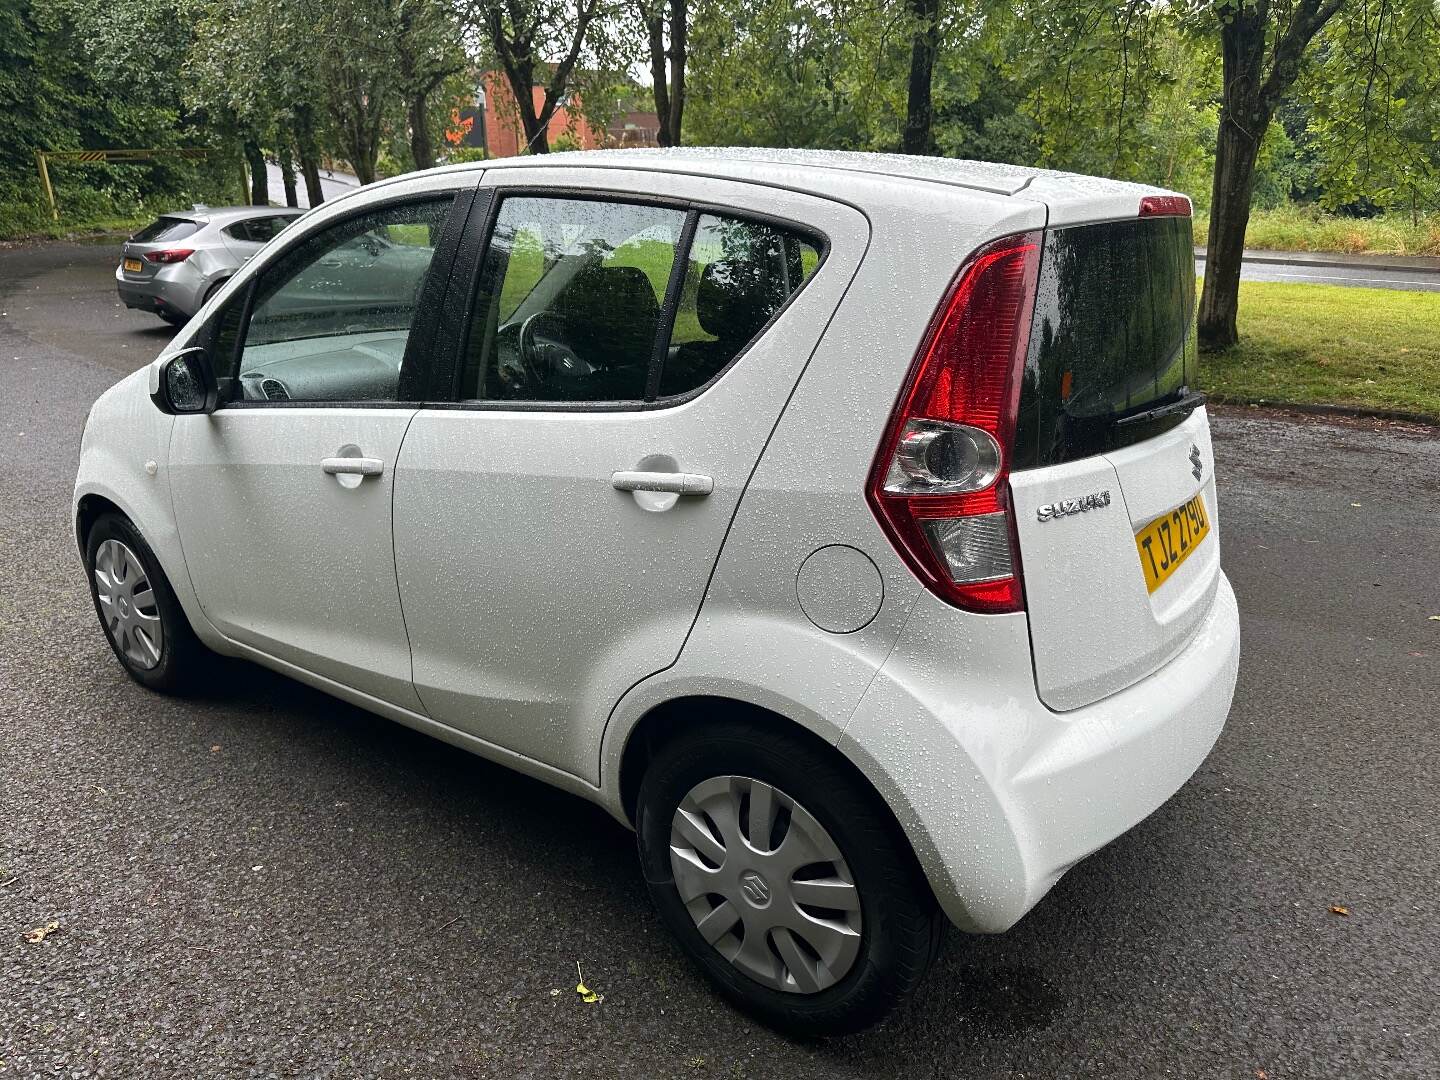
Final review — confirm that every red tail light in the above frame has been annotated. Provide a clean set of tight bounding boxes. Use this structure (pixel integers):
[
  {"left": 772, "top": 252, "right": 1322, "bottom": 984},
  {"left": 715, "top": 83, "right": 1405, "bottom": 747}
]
[
  {"left": 143, "top": 248, "right": 195, "bottom": 264},
  {"left": 866, "top": 232, "right": 1041, "bottom": 614},
  {"left": 1138, "top": 195, "right": 1191, "bottom": 217}
]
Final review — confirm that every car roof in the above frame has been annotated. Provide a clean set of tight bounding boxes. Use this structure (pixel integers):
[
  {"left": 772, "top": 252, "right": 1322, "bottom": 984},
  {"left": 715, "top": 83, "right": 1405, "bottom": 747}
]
[
  {"left": 419, "top": 147, "right": 1177, "bottom": 226},
  {"left": 158, "top": 206, "right": 305, "bottom": 225},
  {"left": 472, "top": 147, "right": 1059, "bottom": 196}
]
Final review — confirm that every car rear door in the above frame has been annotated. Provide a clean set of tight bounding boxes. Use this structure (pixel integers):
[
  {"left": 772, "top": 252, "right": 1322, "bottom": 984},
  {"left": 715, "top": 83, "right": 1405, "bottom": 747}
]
[{"left": 392, "top": 168, "right": 868, "bottom": 782}]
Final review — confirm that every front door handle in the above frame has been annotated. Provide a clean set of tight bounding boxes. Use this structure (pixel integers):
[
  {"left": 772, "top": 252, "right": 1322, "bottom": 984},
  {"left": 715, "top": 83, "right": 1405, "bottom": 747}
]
[
  {"left": 321, "top": 456, "right": 384, "bottom": 477},
  {"left": 611, "top": 470, "right": 713, "bottom": 496}
]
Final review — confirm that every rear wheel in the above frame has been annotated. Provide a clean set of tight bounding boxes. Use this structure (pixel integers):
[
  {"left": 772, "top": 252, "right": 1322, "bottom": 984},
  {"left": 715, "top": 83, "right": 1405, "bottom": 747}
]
[
  {"left": 636, "top": 719, "right": 942, "bottom": 1036},
  {"left": 85, "top": 513, "right": 204, "bottom": 692}
]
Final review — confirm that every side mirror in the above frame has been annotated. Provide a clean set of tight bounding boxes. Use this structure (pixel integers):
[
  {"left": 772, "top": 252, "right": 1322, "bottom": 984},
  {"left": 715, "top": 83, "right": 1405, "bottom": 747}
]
[{"left": 151, "top": 347, "right": 219, "bottom": 415}]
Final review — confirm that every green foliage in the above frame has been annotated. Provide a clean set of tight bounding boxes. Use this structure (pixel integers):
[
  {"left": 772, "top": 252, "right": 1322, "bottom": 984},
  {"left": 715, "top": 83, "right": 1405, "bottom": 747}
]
[
  {"left": 1299, "top": 0, "right": 1440, "bottom": 218},
  {"left": 1194, "top": 203, "right": 1440, "bottom": 256},
  {"left": 0, "top": 0, "right": 231, "bottom": 232}
]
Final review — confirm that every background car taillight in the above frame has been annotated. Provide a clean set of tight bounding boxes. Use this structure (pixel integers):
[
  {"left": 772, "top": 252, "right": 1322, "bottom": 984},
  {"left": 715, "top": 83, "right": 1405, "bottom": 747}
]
[
  {"left": 143, "top": 249, "right": 195, "bottom": 264},
  {"left": 866, "top": 231, "right": 1041, "bottom": 614}
]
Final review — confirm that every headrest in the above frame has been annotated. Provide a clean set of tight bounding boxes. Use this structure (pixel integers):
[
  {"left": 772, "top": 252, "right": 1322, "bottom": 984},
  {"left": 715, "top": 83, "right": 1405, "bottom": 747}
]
[
  {"left": 556, "top": 263, "right": 661, "bottom": 366},
  {"left": 696, "top": 258, "right": 786, "bottom": 342}
]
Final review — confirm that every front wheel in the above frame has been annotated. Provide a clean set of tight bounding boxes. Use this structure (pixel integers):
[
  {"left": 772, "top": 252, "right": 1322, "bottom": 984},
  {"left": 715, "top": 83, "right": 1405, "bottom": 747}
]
[
  {"left": 85, "top": 513, "right": 205, "bottom": 692},
  {"left": 636, "top": 720, "right": 942, "bottom": 1036}
]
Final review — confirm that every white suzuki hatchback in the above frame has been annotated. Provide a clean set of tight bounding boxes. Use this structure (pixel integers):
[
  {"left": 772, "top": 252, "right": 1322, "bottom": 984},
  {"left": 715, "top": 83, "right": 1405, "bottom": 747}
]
[{"left": 75, "top": 149, "right": 1239, "bottom": 1035}]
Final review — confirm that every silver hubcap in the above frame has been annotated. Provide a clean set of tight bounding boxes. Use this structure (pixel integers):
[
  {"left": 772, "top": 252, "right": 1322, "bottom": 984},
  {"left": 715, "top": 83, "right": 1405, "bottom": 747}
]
[
  {"left": 93, "top": 539, "right": 163, "bottom": 670},
  {"left": 669, "top": 775, "right": 862, "bottom": 994}
]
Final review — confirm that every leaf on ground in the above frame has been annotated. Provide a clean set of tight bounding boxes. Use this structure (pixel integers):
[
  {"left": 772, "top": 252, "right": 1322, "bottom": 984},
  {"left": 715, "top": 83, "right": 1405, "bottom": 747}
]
[
  {"left": 575, "top": 961, "right": 603, "bottom": 1004},
  {"left": 1428, "top": 615, "right": 1440, "bottom": 621},
  {"left": 24, "top": 921, "right": 59, "bottom": 943},
  {"left": 1330, "top": 905, "right": 1351, "bottom": 916}
]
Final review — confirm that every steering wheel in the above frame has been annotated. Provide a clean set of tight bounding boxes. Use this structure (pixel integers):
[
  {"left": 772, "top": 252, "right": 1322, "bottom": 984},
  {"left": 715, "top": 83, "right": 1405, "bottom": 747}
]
[{"left": 517, "top": 311, "right": 589, "bottom": 384}]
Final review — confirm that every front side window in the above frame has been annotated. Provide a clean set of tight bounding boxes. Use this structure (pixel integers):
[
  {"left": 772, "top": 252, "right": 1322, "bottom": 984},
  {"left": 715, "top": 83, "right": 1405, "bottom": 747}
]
[
  {"left": 460, "top": 196, "right": 822, "bottom": 406},
  {"left": 226, "top": 198, "right": 453, "bottom": 403}
]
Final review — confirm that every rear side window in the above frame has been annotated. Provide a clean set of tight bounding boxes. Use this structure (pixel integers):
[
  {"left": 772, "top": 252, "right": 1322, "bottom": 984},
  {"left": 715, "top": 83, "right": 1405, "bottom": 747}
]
[
  {"left": 226, "top": 216, "right": 294, "bottom": 243},
  {"left": 461, "top": 197, "right": 685, "bottom": 403},
  {"left": 131, "top": 217, "right": 200, "bottom": 243},
  {"left": 1013, "top": 216, "right": 1196, "bottom": 469},
  {"left": 459, "top": 195, "right": 822, "bottom": 406}
]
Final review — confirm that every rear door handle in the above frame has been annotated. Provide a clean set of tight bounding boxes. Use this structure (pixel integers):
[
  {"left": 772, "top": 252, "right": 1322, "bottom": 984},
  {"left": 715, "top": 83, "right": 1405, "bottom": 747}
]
[
  {"left": 321, "top": 456, "right": 384, "bottom": 477},
  {"left": 611, "top": 470, "right": 713, "bottom": 496}
]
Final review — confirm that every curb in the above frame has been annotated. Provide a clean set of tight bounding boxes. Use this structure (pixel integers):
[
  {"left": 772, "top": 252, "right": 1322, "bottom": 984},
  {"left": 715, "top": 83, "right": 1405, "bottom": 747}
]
[
  {"left": 1195, "top": 246, "right": 1440, "bottom": 275},
  {"left": 1207, "top": 394, "right": 1440, "bottom": 428}
]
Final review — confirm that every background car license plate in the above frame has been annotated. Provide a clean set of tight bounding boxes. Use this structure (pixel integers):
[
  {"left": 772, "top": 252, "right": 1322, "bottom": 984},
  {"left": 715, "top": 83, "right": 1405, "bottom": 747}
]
[
  {"left": 1135, "top": 493, "right": 1210, "bottom": 593},
  {"left": 122, "top": 258, "right": 143, "bottom": 273}
]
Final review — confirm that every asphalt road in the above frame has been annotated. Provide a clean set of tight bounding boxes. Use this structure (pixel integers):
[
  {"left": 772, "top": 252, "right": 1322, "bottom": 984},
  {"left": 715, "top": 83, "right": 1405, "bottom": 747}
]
[
  {"left": 3, "top": 241, "right": 1438, "bottom": 1079},
  {"left": 1194, "top": 252, "right": 1440, "bottom": 292}
]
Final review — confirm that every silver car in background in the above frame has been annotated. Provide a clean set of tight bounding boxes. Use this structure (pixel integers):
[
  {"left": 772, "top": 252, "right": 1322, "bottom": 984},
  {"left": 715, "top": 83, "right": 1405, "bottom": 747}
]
[{"left": 116, "top": 206, "right": 304, "bottom": 324}]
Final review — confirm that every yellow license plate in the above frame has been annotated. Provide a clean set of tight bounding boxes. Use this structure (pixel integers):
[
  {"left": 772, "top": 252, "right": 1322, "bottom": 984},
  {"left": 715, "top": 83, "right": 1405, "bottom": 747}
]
[
  {"left": 123, "top": 258, "right": 143, "bottom": 273},
  {"left": 1135, "top": 493, "right": 1210, "bottom": 593}
]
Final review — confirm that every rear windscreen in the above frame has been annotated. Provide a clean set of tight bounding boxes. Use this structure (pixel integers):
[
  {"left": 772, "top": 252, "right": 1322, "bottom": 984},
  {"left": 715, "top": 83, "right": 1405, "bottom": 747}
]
[
  {"left": 1012, "top": 216, "right": 1196, "bottom": 470},
  {"left": 131, "top": 217, "right": 201, "bottom": 243}
]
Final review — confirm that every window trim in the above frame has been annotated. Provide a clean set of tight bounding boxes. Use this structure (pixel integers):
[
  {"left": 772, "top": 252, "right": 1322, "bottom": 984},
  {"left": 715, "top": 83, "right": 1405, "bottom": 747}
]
[
  {"left": 205, "top": 188, "right": 476, "bottom": 411},
  {"left": 433, "top": 185, "right": 831, "bottom": 414}
]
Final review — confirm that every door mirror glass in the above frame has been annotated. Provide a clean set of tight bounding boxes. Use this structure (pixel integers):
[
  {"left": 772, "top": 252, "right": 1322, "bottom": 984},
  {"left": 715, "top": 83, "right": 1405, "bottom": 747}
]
[{"left": 152, "top": 347, "right": 218, "bottom": 415}]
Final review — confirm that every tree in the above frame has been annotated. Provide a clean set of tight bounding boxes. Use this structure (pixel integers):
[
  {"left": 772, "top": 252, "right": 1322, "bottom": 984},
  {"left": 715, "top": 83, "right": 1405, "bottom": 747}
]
[
  {"left": 467, "top": 0, "right": 609, "bottom": 154},
  {"left": 640, "top": 0, "right": 688, "bottom": 145},
  {"left": 393, "top": 0, "right": 466, "bottom": 170},
  {"left": 1195, "top": 0, "right": 1346, "bottom": 350},
  {"left": 1300, "top": 0, "right": 1440, "bottom": 223},
  {"left": 901, "top": 0, "right": 940, "bottom": 154}
]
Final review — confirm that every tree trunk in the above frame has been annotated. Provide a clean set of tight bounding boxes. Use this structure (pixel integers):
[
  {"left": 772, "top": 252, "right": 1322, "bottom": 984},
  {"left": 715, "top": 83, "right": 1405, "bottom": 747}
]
[
  {"left": 410, "top": 93, "right": 436, "bottom": 170},
  {"left": 646, "top": 6, "right": 672, "bottom": 146},
  {"left": 667, "top": 0, "right": 687, "bottom": 145},
  {"left": 1198, "top": 0, "right": 1344, "bottom": 350},
  {"left": 277, "top": 136, "right": 299, "bottom": 207},
  {"left": 503, "top": 63, "right": 547, "bottom": 153},
  {"left": 242, "top": 138, "right": 269, "bottom": 205},
  {"left": 901, "top": 0, "right": 939, "bottom": 155},
  {"left": 1197, "top": 7, "right": 1270, "bottom": 351},
  {"left": 295, "top": 106, "right": 325, "bottom": 206},
  {"left": 1198, "top": 120, "right": 1266, "bottom": 350}
]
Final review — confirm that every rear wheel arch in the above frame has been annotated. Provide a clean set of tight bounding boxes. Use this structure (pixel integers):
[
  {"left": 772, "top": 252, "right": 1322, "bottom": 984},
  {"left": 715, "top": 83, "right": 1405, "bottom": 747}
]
[{"left": 617, "top": 696, "right": 929, "bottom": 887}]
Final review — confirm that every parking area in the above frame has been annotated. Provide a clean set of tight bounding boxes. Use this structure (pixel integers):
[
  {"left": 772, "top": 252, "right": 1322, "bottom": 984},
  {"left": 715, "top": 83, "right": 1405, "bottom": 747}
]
[{"left": 2, "top": 239, "right": 1438, "bottom": 1078}]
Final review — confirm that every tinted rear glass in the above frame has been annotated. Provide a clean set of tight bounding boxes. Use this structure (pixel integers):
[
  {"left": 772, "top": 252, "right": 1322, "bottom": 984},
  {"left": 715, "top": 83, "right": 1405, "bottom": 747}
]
[
  {"left": 1013, "top": 216, "right": 1196, "bottom": 469},
  {"left": 131, "top": 217, "right": 201, "bottom": 243}
]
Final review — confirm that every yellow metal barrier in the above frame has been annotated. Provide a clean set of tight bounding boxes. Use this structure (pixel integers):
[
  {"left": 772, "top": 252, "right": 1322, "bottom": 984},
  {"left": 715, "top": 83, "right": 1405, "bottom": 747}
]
[{"left": 34, "top": 148, "right": 209, "bottom": 220}]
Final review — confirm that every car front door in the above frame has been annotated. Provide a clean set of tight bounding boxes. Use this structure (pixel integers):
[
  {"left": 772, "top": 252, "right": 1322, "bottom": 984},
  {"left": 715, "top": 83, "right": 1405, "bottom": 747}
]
[
  {"left": 392, "top": 169, "right": 867, "bottom": 781},
  {"left": 169, "top": 182, "right": 474, "bottom": 710}
]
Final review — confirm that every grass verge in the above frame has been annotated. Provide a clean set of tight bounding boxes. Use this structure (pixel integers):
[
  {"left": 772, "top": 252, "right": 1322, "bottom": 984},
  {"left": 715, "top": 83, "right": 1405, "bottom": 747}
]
[
  {"left": 1198, "top": 281, "right": 1440, "bottom": 420},
  {"left": 1193, "top": 205, "right": 1440, "bottom": 257}
]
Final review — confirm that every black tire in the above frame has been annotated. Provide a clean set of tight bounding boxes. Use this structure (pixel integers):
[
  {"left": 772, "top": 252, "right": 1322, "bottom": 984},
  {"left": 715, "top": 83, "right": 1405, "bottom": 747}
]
[
  {"left": 636, "top": 719, "right": 943, "bottom": 1036},
  {"left": 203, "top": 277, "right": 229, "bottom": 306},
  {"left": 84, "top": 513, "right": 206, "bottom": 693}
]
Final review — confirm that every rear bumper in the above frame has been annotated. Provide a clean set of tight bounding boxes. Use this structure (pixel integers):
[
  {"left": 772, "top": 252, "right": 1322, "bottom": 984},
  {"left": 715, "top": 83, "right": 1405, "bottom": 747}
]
[
  {"left": 840, "top": 572, "right": 1239, "bottom": 933},
  {"left": 115, "top": 266, "right": 203, "bottom": 318}
]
